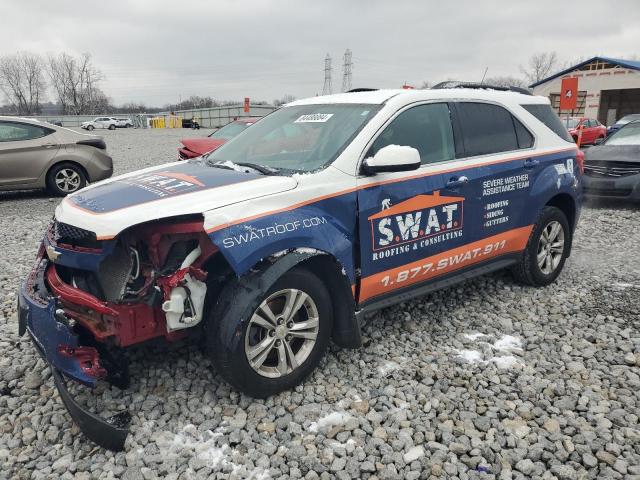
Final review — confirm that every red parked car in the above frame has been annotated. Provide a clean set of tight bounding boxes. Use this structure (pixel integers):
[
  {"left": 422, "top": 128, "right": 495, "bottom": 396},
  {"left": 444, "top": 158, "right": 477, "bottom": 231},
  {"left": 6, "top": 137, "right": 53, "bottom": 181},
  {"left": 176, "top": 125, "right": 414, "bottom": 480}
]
[
  {"left": 563, "top": 117, "right": 607, "bottom": 146},
  {"left": 178, "top": 117, "right": 259, "bottom": 159}
]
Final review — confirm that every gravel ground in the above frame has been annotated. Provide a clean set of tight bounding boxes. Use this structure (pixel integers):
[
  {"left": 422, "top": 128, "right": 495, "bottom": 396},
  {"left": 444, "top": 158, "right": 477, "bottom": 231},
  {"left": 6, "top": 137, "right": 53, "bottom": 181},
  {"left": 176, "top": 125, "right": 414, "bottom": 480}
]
[{"left": 0, "top": 129, "right": 639, "bottom": 480}]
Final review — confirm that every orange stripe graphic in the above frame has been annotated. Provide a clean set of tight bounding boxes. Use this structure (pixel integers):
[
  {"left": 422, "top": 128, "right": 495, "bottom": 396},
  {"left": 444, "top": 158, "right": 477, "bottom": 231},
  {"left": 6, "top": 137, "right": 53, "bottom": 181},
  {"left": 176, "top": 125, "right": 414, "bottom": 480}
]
[
  {"left": 359, "top": 225, "right": 533, "bottom": 302},
  {"left": 205, "top": 147, "right": 575, "bottom": 233}
]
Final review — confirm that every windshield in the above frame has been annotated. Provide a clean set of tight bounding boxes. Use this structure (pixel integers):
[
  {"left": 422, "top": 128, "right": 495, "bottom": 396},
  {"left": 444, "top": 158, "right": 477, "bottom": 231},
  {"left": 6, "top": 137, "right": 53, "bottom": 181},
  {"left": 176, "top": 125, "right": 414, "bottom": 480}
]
[
  {"left": 605, "top": 121, "right": 640, "bottom": 146},
  {"left": 563, "top": 118, "right": 580, "bottom": 128},
  {"left": 209, "top": 121, "right": 251, "bottom": 140},
  {"left": 206, "top": 104, "right": 380, "bottom": 172}
]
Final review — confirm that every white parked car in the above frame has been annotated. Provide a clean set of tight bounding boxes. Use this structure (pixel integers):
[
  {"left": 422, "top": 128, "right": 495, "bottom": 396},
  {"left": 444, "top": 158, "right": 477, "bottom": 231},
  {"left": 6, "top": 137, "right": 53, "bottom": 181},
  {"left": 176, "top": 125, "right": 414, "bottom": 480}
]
[
  {"left": 80, "top": 117, "right": 118, "bottom": 131},
  {"left": 114, "top": 117, "right": 133, "bottom": 128}
]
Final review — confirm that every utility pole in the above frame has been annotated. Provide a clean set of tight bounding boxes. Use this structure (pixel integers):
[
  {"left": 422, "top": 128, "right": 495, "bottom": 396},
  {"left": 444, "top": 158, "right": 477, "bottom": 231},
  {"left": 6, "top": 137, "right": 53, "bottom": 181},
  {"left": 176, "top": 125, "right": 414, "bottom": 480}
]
[
  {"left": 322, "top": 54, "right": 333, "bottom": 95},
  {"left": 341, "top": 48, "right": 352, "bottom": 92}
]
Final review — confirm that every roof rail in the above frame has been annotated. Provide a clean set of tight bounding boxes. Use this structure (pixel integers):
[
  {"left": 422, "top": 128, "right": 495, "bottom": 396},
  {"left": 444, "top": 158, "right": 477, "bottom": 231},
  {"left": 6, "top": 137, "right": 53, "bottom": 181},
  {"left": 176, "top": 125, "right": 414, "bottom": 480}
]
[
  {"left": 347, "top": 88, "right": 379, "bottom": 93},
  {"left": 431, "top": 81, "right": 533, "bottom": 96}
]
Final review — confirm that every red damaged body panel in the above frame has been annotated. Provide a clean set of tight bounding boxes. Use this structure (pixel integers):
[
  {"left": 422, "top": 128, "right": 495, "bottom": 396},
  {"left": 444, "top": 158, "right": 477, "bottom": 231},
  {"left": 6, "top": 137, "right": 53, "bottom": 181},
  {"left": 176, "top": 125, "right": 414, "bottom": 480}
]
[{"left": 47, "top": 220, "right": 218, "bottom": 347}]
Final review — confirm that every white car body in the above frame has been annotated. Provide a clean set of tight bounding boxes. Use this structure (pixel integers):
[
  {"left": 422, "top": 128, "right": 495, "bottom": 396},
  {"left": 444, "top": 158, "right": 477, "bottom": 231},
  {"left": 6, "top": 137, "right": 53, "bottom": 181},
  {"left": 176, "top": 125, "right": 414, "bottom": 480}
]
[{"left": 80, "top": 117, "right": 118, "bottom": 130}]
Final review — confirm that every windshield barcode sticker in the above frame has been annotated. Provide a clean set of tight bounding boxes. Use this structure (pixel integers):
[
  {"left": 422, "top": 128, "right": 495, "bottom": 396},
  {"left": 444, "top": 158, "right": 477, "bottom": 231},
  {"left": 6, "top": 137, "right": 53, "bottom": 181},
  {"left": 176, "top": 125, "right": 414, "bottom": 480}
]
[{"left": 294, "top": 113, "right": 333, "bottom": 123}]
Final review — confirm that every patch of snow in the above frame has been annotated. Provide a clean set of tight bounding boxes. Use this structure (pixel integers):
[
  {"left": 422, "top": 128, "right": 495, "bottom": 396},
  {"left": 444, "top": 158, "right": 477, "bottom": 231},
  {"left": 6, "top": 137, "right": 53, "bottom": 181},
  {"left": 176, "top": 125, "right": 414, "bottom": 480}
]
[
  {"left": 214, "top": 160, "right": 259, "bottom": 174},
  {"left": 464, "top": 332, "right": 488, "bottom": 341},
  {"left": 493, "top": 335, "right": 522, "bottom": 351},
  {"left": 156, "top": 425, "right": 270, "bottom": 478},
  {"left": 613, "top": 282, "right": 639, "bottom": 289},
  {"left": 455, "top": 334, "right": 524, "bottom": 369},
  {"left": 309, "top": 411, "right": 352, "bottom": 433},
  {"left": 377, "top": 360, "right": 400, "bottom": 376},
  {"left": 456, "top": 349, "right": 484, "bottom": 363},
  {"left": 295, "top": 247, "right": 321, "bottom": 254}
]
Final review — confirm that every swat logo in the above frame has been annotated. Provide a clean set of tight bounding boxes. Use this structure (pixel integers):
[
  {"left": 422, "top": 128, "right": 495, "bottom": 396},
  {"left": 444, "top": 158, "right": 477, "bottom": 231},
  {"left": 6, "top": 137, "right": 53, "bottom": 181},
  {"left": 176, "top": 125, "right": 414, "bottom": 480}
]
[
  {"left": 368, "top": 191, "right": 464, "bottom": 257},
  {"left": 121, "top": 171, "right": 205, "bottom": 197}
]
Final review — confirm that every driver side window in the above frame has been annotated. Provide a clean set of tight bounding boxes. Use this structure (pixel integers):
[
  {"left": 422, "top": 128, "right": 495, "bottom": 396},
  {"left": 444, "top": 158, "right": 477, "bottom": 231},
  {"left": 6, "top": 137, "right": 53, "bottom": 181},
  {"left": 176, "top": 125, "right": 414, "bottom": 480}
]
[{"left": 367, "top": 103, "right": 455, "bottom": 165}]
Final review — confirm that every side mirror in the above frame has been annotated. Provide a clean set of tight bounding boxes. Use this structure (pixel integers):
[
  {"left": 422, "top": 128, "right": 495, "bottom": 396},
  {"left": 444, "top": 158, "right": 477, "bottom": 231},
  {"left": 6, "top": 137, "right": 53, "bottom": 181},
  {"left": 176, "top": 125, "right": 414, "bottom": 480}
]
[{"left": 362, "top": 145, "right": 421, "bottom": 175}]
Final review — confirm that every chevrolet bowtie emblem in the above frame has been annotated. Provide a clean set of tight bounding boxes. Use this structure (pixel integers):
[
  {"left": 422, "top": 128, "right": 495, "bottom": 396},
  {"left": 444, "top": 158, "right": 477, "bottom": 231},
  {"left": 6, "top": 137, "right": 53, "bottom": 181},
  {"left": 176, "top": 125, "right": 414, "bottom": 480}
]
[{"left": 45, "top": 245, "right": 61, "bottom": 262}]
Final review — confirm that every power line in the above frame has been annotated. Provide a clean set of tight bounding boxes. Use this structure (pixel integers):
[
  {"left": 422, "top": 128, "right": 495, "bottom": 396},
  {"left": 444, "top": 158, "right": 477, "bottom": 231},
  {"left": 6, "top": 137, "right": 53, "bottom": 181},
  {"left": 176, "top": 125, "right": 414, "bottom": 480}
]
[
  {"left": 341, "top": 48, "right": 352, "bottom": 92},
  {"left": 322, "top": 53, "right": 332, "bottom": 95}
]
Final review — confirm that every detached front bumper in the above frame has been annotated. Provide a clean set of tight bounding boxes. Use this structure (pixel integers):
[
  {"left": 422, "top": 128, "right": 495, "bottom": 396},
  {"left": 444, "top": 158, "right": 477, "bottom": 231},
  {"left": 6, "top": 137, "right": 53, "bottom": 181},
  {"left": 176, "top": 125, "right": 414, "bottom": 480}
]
[{"left": 18, "top": 253, "right": 131, "bottom": 450}]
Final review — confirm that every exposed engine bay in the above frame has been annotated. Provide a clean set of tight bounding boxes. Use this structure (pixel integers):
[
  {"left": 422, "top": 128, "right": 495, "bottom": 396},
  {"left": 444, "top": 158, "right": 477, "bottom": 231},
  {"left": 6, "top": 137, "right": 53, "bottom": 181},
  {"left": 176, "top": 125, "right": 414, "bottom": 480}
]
[{"left": 48, "top": 218, "right": 218, "bottom": 349}]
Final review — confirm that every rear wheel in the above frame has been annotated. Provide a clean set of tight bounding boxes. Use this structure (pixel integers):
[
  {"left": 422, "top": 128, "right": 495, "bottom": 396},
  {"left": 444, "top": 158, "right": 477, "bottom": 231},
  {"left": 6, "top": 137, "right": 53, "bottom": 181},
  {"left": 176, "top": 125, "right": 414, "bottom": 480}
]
[
  {"left": 108, "top": 124, "right": 116, "bottom": 130},
  {"left": 511, "top": 206, "right": 570, "bottom": 286},
  {"left": 47, "top": 163, "right": 86, "bottom": 196},
  {"left": 207, "top": 268, "right": 332, "bottom": 397}
]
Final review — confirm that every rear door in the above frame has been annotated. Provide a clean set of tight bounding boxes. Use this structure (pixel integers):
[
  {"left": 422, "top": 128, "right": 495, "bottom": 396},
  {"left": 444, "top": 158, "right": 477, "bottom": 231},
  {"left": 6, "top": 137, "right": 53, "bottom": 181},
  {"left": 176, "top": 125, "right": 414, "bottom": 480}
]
[{"left": 0, "top": 121, "right": 59, "bottom": 186}]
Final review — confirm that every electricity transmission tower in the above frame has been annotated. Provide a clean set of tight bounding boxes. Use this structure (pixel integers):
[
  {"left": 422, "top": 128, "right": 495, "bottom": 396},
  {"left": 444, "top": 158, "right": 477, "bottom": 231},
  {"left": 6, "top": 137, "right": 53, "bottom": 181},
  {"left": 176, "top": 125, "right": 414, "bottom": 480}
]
[
  {"left": 322, "top": 54, "right": 333, "bottom": 95},
  {"left": 341, "top": 49, "right": 352, "bottom": 92}
]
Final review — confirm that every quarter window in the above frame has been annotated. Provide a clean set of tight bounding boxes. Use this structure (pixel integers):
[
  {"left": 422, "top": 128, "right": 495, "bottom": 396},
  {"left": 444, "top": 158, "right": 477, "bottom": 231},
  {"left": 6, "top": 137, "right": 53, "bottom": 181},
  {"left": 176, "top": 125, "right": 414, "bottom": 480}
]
[
  {"left": 368, "top": 103, "right": 455, "bottom": 165},
  {"left": 513, "top": 116, "right": 534, "bottom": 149},
  {"left": 0, "top": 122, "right": 52, "bottom": 142}
]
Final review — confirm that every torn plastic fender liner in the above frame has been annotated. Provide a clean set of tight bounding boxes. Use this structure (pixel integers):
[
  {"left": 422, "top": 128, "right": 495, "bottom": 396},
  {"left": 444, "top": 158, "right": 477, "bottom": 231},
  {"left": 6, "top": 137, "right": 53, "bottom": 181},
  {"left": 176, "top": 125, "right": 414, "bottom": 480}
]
[{"left": 52, "top": 368, "right": 130, "bottom": 451}]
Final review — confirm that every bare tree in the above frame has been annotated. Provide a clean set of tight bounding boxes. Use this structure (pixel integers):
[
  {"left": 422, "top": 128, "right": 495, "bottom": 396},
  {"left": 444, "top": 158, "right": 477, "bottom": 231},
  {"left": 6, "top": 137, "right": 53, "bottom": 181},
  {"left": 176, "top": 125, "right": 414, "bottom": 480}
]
[
  {"left": 47, "top": 52, "right": 107, "bottom": 114},
  {"left": 520, "top": 52, "right": 559, "bottom": 85},
  {"left": 484, "top": 76, "right": 528, "bottom": 88},
  {"left": 0, "top": 52, "right": 47, "bottom": 115},
  {"left": 273, "top": 94, "right": 296, "bottom": 107}
]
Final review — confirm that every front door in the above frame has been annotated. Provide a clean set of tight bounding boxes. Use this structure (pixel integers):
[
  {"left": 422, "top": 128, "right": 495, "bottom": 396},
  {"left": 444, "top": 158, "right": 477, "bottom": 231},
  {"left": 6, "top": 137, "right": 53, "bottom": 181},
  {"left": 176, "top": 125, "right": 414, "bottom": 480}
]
[
  {"left": 356, "top": 102, "right": 472, "bottom": 305},
  {"left": 0, "top": 121, "right": 59, "bottom": 186}
]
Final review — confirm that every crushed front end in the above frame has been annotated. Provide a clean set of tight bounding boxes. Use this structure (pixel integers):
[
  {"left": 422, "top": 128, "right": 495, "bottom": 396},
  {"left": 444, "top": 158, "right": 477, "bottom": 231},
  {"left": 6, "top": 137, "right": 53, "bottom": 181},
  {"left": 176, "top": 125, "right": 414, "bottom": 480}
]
[{"left": 18, "top": 218, "right": 217, "bottom": 450}]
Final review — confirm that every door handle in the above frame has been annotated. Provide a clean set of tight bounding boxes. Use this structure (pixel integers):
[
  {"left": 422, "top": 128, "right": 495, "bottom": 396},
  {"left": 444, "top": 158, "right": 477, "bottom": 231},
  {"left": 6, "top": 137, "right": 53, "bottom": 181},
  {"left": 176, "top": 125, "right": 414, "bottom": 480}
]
[
  {"left": 446, "top": 175, "right": 469, "bottom": 188},
  {"left": 42, "top": 143, "right": 57, "bottom": 148},
  {"left": 524, "top": 158, "right": 540, "bottom": 169}
]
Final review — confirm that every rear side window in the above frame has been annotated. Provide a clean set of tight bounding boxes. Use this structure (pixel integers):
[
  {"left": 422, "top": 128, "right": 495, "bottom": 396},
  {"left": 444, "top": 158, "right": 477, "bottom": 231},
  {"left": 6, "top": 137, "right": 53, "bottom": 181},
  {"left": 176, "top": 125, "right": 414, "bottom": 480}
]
[
  {"left": 0, "top": 122, "right": 53, "bottom": 142},
  {"left": 521, "top": 104, "right": 573, "bottom": 143},
  {"left": 455, "top": 102, "right": 525, "bottom": 156}
]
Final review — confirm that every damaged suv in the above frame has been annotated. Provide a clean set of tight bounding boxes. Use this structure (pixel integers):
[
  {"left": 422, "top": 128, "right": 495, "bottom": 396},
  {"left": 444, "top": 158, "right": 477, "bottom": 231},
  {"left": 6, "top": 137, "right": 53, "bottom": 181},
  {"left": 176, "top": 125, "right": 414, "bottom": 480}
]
[{"left": 19, "top": 87, "right": 582, "bottom": 449}]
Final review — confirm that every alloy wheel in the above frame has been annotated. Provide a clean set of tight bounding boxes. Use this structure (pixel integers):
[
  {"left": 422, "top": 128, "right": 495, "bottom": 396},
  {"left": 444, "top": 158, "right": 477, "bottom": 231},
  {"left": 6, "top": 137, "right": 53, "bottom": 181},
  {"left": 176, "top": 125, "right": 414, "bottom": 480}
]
[
  {"left": 55, "top": 168, "right": 82, "bottom": 193},
  {"left": 536, "top": 220, "right": 565, "bottom": 275},
  {"left": 244, "top": 288, "right": 319, "bottom": 378}
]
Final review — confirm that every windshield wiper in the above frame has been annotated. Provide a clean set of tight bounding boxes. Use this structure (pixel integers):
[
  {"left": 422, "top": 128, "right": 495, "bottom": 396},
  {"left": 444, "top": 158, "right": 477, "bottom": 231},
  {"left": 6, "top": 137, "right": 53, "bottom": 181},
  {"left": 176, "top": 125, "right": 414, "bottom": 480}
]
[
  {"left": 205, "top": 159, "right": 278, "bottom": 175},
  {"left": 234, "top": 162, "right": 279, "bottom": 175}
]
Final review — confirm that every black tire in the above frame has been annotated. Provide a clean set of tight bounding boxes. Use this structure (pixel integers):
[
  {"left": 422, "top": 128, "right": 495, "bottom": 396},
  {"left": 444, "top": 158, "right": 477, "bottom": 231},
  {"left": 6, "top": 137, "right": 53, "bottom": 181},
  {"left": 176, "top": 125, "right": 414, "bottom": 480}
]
[
  {"left": 87, "top": 125, "right": 94, "bottom": 131},
  {"left": 206, "top": 268, "right": 333, "bottom": 398},
  {"left": 511, "top": 206, "right": 570, "bottom": 286},
  {"left": 108, "top": 124, "right": 116, "bottom": 130},
  {"left": 46, "top": 162, "right": 87, "bottom": 196}
]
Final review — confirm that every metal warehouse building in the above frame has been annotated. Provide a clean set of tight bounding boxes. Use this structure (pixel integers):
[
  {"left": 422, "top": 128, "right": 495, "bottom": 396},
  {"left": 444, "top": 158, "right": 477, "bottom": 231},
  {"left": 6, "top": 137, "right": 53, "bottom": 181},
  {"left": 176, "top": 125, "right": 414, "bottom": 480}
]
[{"left": 531, "top": 56, "right": 640, "bottom": 125}]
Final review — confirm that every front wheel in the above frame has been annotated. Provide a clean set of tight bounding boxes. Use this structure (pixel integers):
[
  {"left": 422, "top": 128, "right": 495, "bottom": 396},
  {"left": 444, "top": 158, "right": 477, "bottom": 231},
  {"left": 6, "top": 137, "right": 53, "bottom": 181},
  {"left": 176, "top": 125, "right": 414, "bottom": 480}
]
[
  {"left": 511, "top": 206, "right": 570, "bottom": 286},
  {"left": 86, "top": 125, "right": 94, "bottom": 131},
  {"left": 207, "top": 268, "right": 332, "bottom": 397},
  {"left": 108, "top": 124, "right": 116, "bottom": 130}
]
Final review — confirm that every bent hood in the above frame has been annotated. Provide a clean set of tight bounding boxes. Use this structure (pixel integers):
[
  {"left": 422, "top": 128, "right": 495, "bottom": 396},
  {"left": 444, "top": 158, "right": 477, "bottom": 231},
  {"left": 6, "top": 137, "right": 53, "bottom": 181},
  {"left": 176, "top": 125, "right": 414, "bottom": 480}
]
[
  {"left": 180, "top": 138, "right": 226, "bottom": 155},
  {"left": 55, "top": 161, "right": 298, "bottom": 239}
]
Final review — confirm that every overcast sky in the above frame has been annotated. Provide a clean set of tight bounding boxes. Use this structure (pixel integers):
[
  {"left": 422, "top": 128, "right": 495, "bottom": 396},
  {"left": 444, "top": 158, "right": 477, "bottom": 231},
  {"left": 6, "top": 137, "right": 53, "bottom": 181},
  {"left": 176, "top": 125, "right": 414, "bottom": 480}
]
[{"left": 3, "top": 0, "right": 639, "bottom": 106}]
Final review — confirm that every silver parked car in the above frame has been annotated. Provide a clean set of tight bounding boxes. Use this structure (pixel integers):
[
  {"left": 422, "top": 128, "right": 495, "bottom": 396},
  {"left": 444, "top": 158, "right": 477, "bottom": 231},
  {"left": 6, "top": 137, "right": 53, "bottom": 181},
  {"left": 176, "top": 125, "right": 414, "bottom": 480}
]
[{"left": 0, "top": 116, "right": 113, "bottom": 195}]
